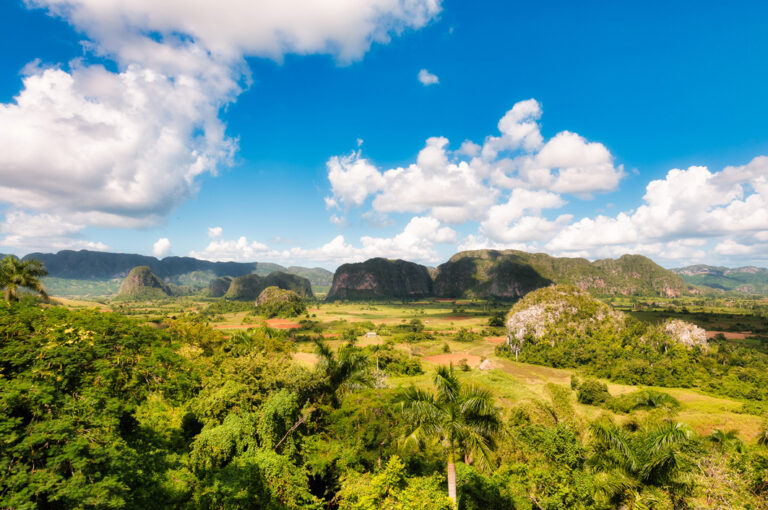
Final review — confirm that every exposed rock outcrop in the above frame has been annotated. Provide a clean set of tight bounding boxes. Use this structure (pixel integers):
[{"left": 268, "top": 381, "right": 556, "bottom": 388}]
[
  {"left": 326, "top": 258, "right": 433, "bottom": 301},
  {"left": 663, "top": 319, "right": 708, "bottom": 350}
]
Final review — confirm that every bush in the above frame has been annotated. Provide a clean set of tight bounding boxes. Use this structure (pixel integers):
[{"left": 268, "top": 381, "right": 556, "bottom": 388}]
[
  {"left": 454, "top": 327, "right": 481, "bottom": 342},
  {"left": 576, "top": 379, "right": 611, "bottom": 405},
  {"left": 607, "top": 389, "right": 680, "bottom": 413}
]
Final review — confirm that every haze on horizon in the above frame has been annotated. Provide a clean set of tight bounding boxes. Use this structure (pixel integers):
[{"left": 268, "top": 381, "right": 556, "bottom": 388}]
[{"left": 1, "top": 1, "right": 767, "bottom": 270}]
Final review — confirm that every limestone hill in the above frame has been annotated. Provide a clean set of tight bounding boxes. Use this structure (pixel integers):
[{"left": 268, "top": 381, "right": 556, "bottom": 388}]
[
  {"left": 434, "top": 250, "right": 687, "bottom": 299},
  {"left": 117, "top": 266, "right": 171, "bottom": 299},
  {"left": 225, "top": 272, "right": 313, "bottom": 301},
  {"left": 256, "top": 286, "right": 307, "bottom": 318},
  {"left": 326, "top": 258, "right": 433, "bottom": 301},
  {"left": 505, "top": 285, "right": 707, "bottom": 359}
]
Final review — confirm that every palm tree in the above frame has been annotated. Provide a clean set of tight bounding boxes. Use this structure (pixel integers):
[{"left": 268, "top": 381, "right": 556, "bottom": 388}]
[
  {"left": 0, "top": 255, "right": 48, "bottom": 303},
  {"left": 396, "top": 364, "right": 501, "bottom": 504},
  {"left": 589, "top": 417, "right": 696, "bottom": 508},
  {"left": 314, "top": 338, "right": 372, "bottom": 406}
]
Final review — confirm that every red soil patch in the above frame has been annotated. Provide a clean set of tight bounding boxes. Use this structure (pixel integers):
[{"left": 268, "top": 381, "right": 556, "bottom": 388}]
[
  {"left": 485, "top": 336, "right": 506, "bottom": 344},
  {"left": 322, "top": 333, "right": 339, "bottom": 338},
  {"left": 266, "top": 318, "right": 301, "bottom": 329},
  {"left": 423, "top": 353, "right": 482, "bottom": 367},
  {"left": 706, "top": 331, "right": 751, "bottom": 340}
]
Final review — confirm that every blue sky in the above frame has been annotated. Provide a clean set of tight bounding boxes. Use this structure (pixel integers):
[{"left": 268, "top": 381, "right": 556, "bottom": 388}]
[{"left": 1, "top": 0, "right": 768, "bottom": 269}]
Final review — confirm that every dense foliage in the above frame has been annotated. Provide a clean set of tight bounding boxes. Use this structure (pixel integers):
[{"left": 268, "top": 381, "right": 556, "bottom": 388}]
[
  {"left": 256, "top": 286, "right": 307, "bottom": 318},
  {"left": 2, "top": 299, "right": 767, "bottom": 509},
  {"left": 503, "top": 286, "right": 768, "bottom": 404}
]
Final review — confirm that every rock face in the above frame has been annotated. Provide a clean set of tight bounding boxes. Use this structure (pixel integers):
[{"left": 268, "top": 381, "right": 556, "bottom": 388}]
[
  {"left": 225, "top": 272, "right": 313, "bottom": 301},
  {"left": 326, "top": 258, "right": 433, "bottom": 301},
  {"left": 208, "top": 276, "right": 233, "bottom": 297},
  {"left": 434, "top": 250, "right": 687, "bottom": 299},
  {"left": 118, "top": 266, "right": 171, "bottom": 298},
  {"left": 663, "top": 319, "right": 708, "bottom": 350}
]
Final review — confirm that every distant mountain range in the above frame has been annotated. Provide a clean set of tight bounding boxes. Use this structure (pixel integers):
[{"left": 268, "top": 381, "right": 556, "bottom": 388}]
[
  {"left": 15, "top": 250, "right": 333, "bottom": 297},
  {"left": 11, "top": 249, "right": 768, "bottom": 300},
  {"left": 671, "top": 264, "right": 768, "bottom": 295}
]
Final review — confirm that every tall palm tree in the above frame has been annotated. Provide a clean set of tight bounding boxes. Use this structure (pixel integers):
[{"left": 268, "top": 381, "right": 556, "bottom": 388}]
[
  {"left": 589, "top": 417, "right": 696, "bottom": 508},
  {"left": 0, "top": 255, "right": 48, "bottom": 303},
  {"left": 396, "top": 364, "right": 501, "bottom": 504}
]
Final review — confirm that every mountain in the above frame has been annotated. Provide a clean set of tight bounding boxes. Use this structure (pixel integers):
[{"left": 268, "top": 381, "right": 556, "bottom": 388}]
[
  {"left": 671, "top": 264, "right": 768, "bottom": 294},
  {"left": 434, "top": 250, "right": 687, "bottom": 299},
  {"left": 225, "top": 272, "right": 314, "bottom": 301},
  {"left": 21, "top": 250, "right": 332, "bottom": 295},
  {"left": 326, "top": 258, "right": 433, "bottom": 301},
  {"left": 117, "top": 266, "right": 171, "bottom": 299}
]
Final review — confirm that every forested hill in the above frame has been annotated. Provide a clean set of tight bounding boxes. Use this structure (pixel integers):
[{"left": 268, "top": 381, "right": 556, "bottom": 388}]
[
  {"left": 672, "top": 264, "right": 768, "bottom": 295},
  {"left": 434, "top": 250, "right": 688, "bottom": 298},
  {"left": 21, "top": 250, "right": 333, "bottom": 289},
  {"left": 329, "top": 250, "right": 689, "bottom": 300}
]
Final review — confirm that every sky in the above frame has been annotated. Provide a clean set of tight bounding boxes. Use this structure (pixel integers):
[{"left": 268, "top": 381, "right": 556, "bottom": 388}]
[{"left": 1, "top": 0, "right": 768, "bottom": 270}]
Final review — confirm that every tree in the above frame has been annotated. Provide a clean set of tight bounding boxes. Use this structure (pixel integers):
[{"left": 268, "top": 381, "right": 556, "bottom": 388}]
[
  {"left": 396, "top": 365, "right": 501, "bottom": 504},
  {"left": 588, "top": 417, "right": 696, "bottom": 508},
  {"left": 0, "top": 255, "right": 48, "bottom": 302}
]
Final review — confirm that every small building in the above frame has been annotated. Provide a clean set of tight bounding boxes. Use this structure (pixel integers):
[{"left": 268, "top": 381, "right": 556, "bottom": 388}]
[{"left": 365, "top": 331, "right": 377, "bottom": 337}]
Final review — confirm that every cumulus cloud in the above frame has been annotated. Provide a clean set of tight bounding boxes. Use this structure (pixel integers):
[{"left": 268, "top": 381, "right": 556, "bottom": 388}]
[
  {"left": 325, "top": 99, "right": 622, "bottom": 227},
  {"left": 417, "top": 69, "right": 439, "bottom": 85},
  {"left": 545, "top": 157, "right": 768, "bottom": 263},
  {"left": 1, "top": 0, "right": 442, "bottom": 253},
  {"left": 208, "top": 226, "right": 223, "bottom": 239},
  {"left": 191, "top": 216, "right": 455, "bottom": 265},
  {"left": 152, "top": 238, "right": 172, "bottom": 258},
  {"left": 0, "top": 211, "right": 108, "bottom": 252}
]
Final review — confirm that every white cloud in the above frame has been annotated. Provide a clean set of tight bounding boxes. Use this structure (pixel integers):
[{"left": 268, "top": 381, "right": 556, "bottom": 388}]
[
  {"left": 152, "top": 238, "right": 172, "bottom": 257},
  {"left": 190, "top": 215, "right": 455, "bottom": 265},
  {"left": 545, "top": 157, "right": 768, "bottom": 263},
  {"left": 208, "top": 226, "right": 223, "bottom": 238},
  {"left": 190, "top": 236, "right": 272, "bottom": 262},
  {"left": 325, "top": 99, "right": 622, "bottom": 227},
  {"left": 417, "top": 68, "right": 439, "bottom": 86},
  {"left": 0, "top": 211, "right": 108, "bottom": 252},
  {"left": 29, "top": 0, "right": 443, "bottom": 63},
  {"left": 2, "top": 1, "right": 441, "bottom": 253},
  {"left": 326, "top": 152, "right": 385, "bottom": 207}
]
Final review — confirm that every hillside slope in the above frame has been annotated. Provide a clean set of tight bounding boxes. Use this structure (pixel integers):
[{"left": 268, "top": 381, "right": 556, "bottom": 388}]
[
  {"left": 434, "top": 250, "right": 687, "bottom": 298},
  {"left": 326, "top": 258, "right": 433, "bottom": 301}
]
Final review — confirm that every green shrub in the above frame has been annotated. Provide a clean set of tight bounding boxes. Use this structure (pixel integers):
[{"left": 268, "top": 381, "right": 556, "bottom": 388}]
[{"left": 576, "top": 379, "right": 611, "bottom": 405}]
